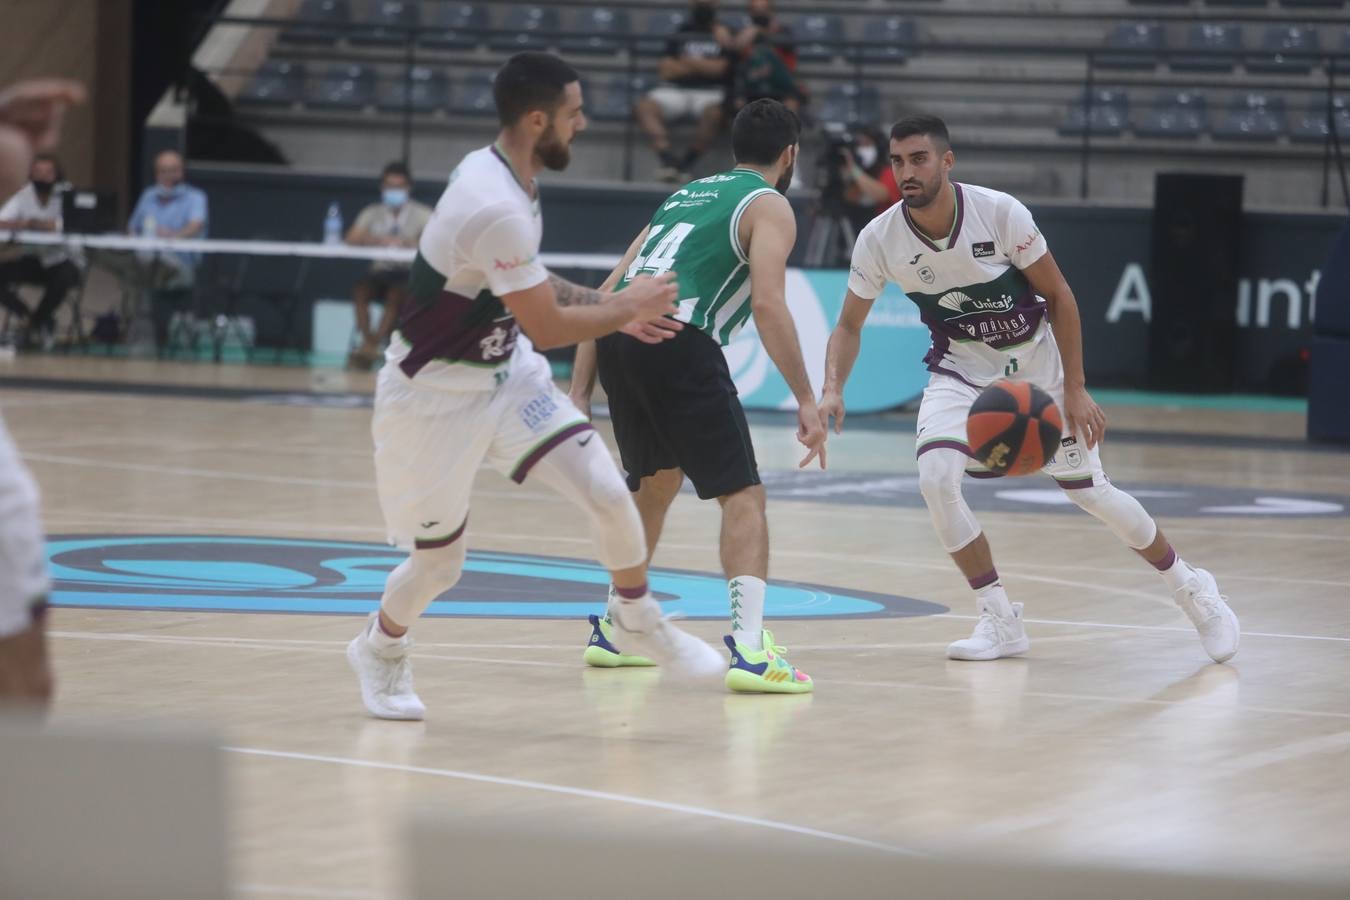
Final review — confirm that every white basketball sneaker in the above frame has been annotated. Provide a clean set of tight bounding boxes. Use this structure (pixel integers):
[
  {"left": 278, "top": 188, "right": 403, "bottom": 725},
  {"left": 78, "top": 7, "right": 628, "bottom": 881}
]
[
  {"left": 609, "top": 597, "right": 725, "bottom": 684},
  {"left": 1174, "top": 567, "right": 1240, "bottom": 663},
  {"left": 947, "top": 600, "right": 1031, "bottom": 661},
  {"left": 347, "top": 613, "right": 426, "bottom": 720}
]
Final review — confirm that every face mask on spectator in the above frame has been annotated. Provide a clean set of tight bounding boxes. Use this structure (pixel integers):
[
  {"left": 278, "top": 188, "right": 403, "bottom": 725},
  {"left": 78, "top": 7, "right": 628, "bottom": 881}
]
[
  {"left": 158, "top": 183, "right": 184, "bottom": 200},
  {"left": 855, "top": 145, "right": 878, "bottom": 169},
  {"left": 691, "top": 2, "right": 715, "bottom": 26},
  {"left": 31, "top": 178, "right": 54, "bottom": 194},
  {"left": 382, "top": 188, "right": 409, "bottom": 208}
]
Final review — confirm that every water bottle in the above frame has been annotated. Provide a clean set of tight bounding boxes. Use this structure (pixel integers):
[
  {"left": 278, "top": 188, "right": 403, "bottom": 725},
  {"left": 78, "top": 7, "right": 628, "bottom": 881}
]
[{"left": 323, "top": 202, "right": 343, "bottom": 245}]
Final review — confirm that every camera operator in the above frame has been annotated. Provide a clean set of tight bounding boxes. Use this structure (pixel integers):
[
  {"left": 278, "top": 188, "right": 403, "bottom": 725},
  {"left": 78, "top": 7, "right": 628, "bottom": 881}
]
[{"left": 836, "top": 127, "right": 901, "bottom": 235}]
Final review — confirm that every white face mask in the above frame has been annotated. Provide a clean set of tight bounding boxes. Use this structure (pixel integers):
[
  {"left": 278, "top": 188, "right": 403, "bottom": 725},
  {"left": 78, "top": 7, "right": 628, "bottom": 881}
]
[{"left": 855, "top": 145, "right": 878, "bottom": 169}]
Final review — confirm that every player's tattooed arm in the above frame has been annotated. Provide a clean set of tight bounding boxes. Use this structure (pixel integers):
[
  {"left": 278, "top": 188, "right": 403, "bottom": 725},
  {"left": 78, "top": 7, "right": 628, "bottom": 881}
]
[{"left": 547, "top": 274, "right": 604, "bottom": 307}]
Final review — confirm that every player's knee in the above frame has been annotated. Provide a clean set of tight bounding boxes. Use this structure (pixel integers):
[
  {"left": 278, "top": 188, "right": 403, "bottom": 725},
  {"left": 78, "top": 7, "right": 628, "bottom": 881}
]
[
  {"left": 413, "top": 540, "right": 466, "bottom": 587},
  {"left": 1064, "top": 481, "right": 1156, "bottom": 549},
  {"left": 916, "top": 451, "right": 964, "bottom": 506}
]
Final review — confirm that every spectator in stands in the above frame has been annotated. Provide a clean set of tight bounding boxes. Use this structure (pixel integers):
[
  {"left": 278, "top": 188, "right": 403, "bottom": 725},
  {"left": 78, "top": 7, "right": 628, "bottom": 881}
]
[
  {"left": 732, "top": 37, "right": 806, "bottom": 114},
  {"left": 0, "top": 154, "right": 81, "bottom": 349},
  {"left": 635, "top": 0, "right": 735, "bottom": 182},
  {"left": 123, "top": 149, "right": 209, "bottom": 350},
  {"left": 731, "top": 0, "right": 796, "bottom": 70},
  {"left": 343, "top": 160, "right": 432, "bottom": 370},
  {"left": 840, "top": 127, "right": 901, "bottom": 234}
]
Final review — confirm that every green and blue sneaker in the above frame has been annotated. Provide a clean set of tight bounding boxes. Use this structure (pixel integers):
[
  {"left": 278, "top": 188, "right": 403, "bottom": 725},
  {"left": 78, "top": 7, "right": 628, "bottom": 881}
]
[
  {"left": 583, "top": 614, "right": 656, "bottom": 668},
  {"left": 724, "top": 629, "right": 813, "bottom": 694}
]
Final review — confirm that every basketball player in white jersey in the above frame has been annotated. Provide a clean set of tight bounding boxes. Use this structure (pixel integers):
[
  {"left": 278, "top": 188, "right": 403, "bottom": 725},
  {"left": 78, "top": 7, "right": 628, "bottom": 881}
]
[
  {"left": 0, "top": 77, "right": 84, "bottom": 708},
  {"left": 820, "top": 114, "right": 1240, "bottom": 663},
  {"left": 348, "top": 53, "right": 724, "bottom": 720}
]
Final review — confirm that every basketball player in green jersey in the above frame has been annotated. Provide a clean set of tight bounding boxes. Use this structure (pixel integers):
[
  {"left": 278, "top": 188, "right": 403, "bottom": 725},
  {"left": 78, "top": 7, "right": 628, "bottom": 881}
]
[{"left": 570, "top": 99, "right": 825, "bottom": 693}]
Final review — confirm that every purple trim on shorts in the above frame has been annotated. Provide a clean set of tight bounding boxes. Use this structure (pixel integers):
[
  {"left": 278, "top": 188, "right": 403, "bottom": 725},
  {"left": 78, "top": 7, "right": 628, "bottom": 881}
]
[
  {"left": 966, "top": 469, "right": 1002, "bottom": 479},
  {"left": 510, "top": 422, "right": 595, "bottom": 484},
  {"left": 415, "top": 517, "right": 467, "bottom": 550},
  {"left": 1055, "top": 476, "right": 1094, "bottom": 490},
  {"left": 614, "top": 582, "right": 648, "bottom": 600},
  {"left": 1151, "top": 546, "right": 1178, "bottom": 572},
  {"left": 916, "top": 439, "right": 972, "bottom": 459},
  {"left": 968, "top": 569, "right": 999, "bottom": 591}
]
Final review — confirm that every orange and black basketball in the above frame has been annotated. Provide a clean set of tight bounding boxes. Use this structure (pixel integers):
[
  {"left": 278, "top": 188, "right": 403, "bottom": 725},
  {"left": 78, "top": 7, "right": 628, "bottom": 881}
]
[{"left": 966, "top": 380, "right": 1063, "bottom": 476}]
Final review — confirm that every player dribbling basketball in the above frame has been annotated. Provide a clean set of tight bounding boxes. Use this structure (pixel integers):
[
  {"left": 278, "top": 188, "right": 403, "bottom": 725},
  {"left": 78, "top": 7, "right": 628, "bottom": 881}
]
[{"left": 820, "top": 114, "right": 1240, "bottom": 663}]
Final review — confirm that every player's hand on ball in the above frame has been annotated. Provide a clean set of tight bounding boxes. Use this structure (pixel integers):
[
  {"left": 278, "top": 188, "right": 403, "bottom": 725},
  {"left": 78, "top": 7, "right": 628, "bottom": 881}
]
[
  {"left": 796, "top": 399, "right": 828, "bottom": 470},
  {"left": 818, "top": 390, "right": 846, "bottom": 434},
  {"left": 619, "top": 271, "right": 680, "bottom": 322},
  {"left": 619, "top": 317, "right": 683, "bottom": 345},
  {"left": 1064, "top": 384, "right": 1107, "bottom": 448}
]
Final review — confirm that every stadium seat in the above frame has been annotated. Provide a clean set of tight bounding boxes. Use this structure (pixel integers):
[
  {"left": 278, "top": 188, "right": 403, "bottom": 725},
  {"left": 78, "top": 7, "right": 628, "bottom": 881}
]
[
  {"left": 376, "top": 66, "right": 450, "bottom": 114},
  {"left": 281, "top": 0, "right": 350, "bottom": 45},
  {"left": 420, "top": 3, "right": 489, "bottom": 50},
  {"left": 488, "top": 6, "right": 560, "bottom": 52},
  {"left": 1059, "top": 88, "right": 1130, "bottom": 137},
  {"left": 1213, "top": 92, "right": 1286, "bottom": 141},
  {"left": 239, "top": 60, "right": 305, "bottom": 107},
  {"left": 1202, "top": 0, "right": 1264, "bottom": 8},
  {"left": 635, "top": 10, "right": 686, "bottom": 56},
  {"left": 306, "top": 63, "right": 375, "bottom": 110},
  {"left": 791, "top": 15, "right": 846, "bottom": 62},
  {"left": 1281, "top": 0, "right": 1344, "bottom": 7},
  {"left": 1290, "top": 96, "right": 1350, "bottom": 143},
  {"left": 855, "top": 16, "right": 917, "bottom": 64},
  {"left": 350, "top": 0, "right": 417, "bottom": 46},
  {"left": 817, "top": 82, "right": 882, "bottom": 127},
  {"left": 560, "top": 8, "right": 631, "bottom": 55},
  {"left": 1172, "top": 23, "right": 1243, "bottom": 72},
  {"left": 451, "top": 71, "right": 496, "bottom": 116},
  {"left": 590, "top": 74, "right": 655, "bottom": 121},
  {"left": 1098, "top": 22, "right": 1164, "bottom": 70},
  {"left": 1136, "top": 90, "right": 1208, "bottom": 138},
  {"left": 1248, "top": 25, "right": 1320, "bottom": 75}
]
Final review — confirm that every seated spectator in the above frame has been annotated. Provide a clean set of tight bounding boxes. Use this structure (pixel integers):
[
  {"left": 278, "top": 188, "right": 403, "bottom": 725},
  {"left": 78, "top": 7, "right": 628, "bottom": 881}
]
[
  {"left": 635, "top": 0, "right": 734, "bottom": 182},
  {"left": 0, "top": 154, "right": 82, "bottom": 349},
  {"left": 732, "top": 39, "right": 806, "bottom": 114},
  {"left": 840, "top": 128, "right": 900, "bottom": 235},
  {"left": 731, "top": 0, "right": 796, "bottom": 70},
  {"left": 344, "top": 161, "right": 432, "bottom": 370}
]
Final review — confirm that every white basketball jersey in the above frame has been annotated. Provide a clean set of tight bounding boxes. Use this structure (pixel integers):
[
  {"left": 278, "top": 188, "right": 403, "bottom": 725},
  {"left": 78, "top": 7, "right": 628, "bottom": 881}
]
[{"left": 847, "top": 182, "right": 1051, "bottom": 386}]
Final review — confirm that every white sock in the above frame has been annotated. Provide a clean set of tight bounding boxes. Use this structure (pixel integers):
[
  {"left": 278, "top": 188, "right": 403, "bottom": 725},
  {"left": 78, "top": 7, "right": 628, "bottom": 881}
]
[
  {"left": 730, "top": 576, "right": 766, "bottom": 650},
  {"left": 1159, "top": 555, "right": 1195, "bottom": 593},
  {"left": 366, "top": 611, "right": 405, "bottom": 649},
  {"left": 974, "top": 582, "right": 1015, "bottom": 619}
]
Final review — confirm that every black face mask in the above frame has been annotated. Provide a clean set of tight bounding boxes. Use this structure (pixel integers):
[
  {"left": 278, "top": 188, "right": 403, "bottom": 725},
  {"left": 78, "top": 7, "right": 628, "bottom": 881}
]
[
  {"left": 691, "top": 2, "right": 715, "bottom": 26},
  {"left": 751, "top": 14, "right": 771, "bottom": 26},
  {"left": 31, "top": 179, "right": 54, "bottom": 194}
]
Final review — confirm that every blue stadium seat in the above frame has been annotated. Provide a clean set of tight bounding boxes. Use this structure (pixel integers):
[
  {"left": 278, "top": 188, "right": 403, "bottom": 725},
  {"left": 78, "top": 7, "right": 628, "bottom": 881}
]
[
  {"left": 1098, "top": 22, "right": 1164, "bottom": 70},
  {"left": 1172, "top": 23, "right": 1243, "bottom": 72},
  {"left": 281, "top": 0, "right": 350, "bottom": 45},
  {"left": 636, "top": 10, "right": 686, "bottom": 56},
  {"left": 451, "top": 71, "right": 496, "bottom": 116},
  {"left": 817, "top": 82, "right": 882, "bottom": 127},
  {"left": 1059, "top": 88, "right": 1130, "bottom": 137},
  {"left": 376, "top": 66, "right": 450, "bottom": 114},
  {"left": 1136, "top": 90, "right": 1208, "bottom": 138},
  {"left": 239, "top": 60, "right": 305, "bottom": 107},
  {"left": 589, "top": 74, "right": 655, "bottom": 121},
  {"left": 421, "top": 3, "right": 489, "bottom": 50},
  {"left": 1213, "top": 92, "right": 1286, "bottom": 141},
  {"left": 560, "top": 8, "right": 631, "bottom": 55},
  {"left": 1281, "top": 0, "right": 1345, "bottom": 8},
  {"left": 350, "top": 1, "right": 417, "bottom": 46},
  {"left": 855, "top": 16, "right": 917, "bottom": 64},
  {"left": 1248, "top": 25, "right": 1320, "bottom": 75},
  {"left": 1290, "top": 96, "right": 1350, "bottom": 143},
  {"left": 306, "top": 63, "right": 375, "bottom": 110},
  {"left": 791, "top": 15, "right": 846, "bottom": 62},
  {"left": 488, "top": 6, "right": 560, "bottom": 52}
]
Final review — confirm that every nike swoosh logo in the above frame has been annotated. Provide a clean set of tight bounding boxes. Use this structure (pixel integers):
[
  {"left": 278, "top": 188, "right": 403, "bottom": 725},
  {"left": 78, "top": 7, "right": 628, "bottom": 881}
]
[
  {"left": 578, "top": 434, "right": 594, "bottom": 447},
  {"left": 420, "top": 520, "right": 439, "bottom": 529}
]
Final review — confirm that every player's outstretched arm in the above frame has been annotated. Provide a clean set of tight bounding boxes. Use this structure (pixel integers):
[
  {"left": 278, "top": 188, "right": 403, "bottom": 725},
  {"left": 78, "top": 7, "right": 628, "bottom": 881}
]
[
  {"left": 502, "top": 272, "right": 678, "bottom": 351},
  {"left": 820, "top": 290, "right": 874, "bottom": 434},
  {"left": 1021, "top": 250, "right": 1107, "bottom": 448},
  {"left": 744, "top": 193, "right": 826, "bottom": 469}
]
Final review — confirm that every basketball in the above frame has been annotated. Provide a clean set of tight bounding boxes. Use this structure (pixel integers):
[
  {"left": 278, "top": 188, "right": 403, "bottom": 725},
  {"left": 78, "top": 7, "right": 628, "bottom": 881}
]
[{"left": 966, "top": 380, "right": 1063, "bottom": 476}]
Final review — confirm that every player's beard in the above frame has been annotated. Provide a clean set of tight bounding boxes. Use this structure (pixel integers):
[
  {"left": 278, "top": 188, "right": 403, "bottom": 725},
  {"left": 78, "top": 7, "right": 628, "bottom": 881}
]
[
  {"left": 902, "top": 175, "right": 943, "bottom": 208},
  {"left": 773, "top": 158, "right": 794, "bottom": 194},
  {"left": 535, "top": 123, "right": 571, "bottom": 172}
]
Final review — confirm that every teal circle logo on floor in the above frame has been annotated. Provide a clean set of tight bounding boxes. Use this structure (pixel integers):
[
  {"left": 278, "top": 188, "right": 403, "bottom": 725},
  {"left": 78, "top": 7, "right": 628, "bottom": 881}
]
[{"left": 46, "top": 536, "right": 946, "bottom": 620}]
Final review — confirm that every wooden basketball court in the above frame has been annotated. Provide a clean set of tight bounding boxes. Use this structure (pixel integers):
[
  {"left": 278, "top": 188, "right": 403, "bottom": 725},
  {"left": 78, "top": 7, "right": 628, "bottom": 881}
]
[{"left": 5, "top": 356, "right": 1347, "bottom": 899}]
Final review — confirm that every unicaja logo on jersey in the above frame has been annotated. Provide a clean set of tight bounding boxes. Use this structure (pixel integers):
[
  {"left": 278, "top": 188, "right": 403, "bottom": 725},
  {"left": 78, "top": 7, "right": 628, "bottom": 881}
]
[{"left": 938, "top": 290, "right": 1014, "bottom": 314}]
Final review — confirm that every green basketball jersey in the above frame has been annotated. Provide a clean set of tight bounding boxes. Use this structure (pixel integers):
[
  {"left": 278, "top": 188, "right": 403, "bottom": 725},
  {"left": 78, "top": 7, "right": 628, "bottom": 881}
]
[{"left": 617, "top": 169, "right": 779, "bottom": 346}]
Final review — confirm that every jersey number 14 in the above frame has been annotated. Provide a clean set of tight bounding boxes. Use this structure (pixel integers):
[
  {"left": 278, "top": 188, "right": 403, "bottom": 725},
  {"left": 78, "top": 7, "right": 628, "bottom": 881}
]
[{"left": 626, "top": 222, "right": 695, "bottom": 280}]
